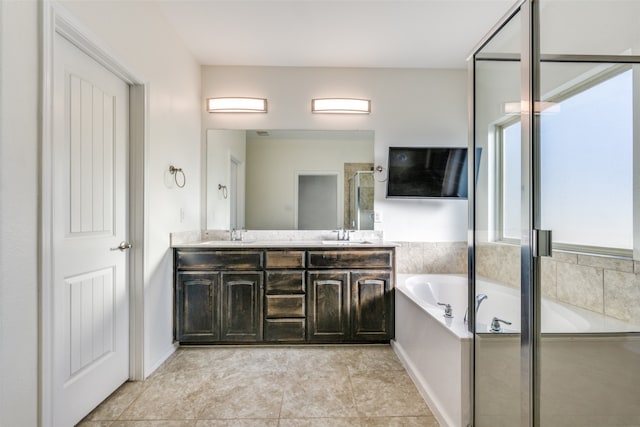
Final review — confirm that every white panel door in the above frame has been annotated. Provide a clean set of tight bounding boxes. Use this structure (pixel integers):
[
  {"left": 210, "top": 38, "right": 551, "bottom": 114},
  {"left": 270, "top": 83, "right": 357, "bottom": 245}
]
[{"left": 52, "top": 33, "right": 130, "bottom": 426}]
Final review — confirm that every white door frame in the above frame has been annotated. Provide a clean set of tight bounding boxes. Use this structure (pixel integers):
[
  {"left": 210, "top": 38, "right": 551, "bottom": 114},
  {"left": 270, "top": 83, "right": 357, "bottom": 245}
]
[{"left": 40, "top": 2, "right": 147, "bottom": 425}]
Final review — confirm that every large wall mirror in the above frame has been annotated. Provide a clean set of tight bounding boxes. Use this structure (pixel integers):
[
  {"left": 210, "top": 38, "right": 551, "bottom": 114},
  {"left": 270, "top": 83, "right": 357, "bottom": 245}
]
[{"left": 206, "top": 129, "right": 375, "bottom": 230}]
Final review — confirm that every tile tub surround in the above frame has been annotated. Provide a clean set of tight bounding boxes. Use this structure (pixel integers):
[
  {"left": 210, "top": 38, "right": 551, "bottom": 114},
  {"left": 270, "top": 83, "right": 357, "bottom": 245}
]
[
  {"left": 476, "top": 242, "right": 640, "bottom": 326},
  {"left": 395, "top": 242, "right": 467, "bottom": 275},
  {"left": 77, "top": 346, "right": 439, "bottom": 427}
]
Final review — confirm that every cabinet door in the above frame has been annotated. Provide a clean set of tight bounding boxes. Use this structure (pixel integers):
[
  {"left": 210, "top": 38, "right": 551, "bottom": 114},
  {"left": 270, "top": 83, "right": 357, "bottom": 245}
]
[
  {"left": 220, "top": 272, "right": 263, "bottom": 342},
  {"left": 307, "top": 271, "right": 349, "bottom": 341},
  {"left": 175, "top": 272, "right": 220, "bottom": 342},
  {"left": 351, "top": 271, "right": 391, "bottom": 341}
]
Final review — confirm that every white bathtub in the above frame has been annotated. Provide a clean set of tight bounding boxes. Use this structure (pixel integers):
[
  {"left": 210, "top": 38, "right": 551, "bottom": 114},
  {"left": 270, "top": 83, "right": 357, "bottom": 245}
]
[
  {"left": 392, "top": 273, "right": 640, "bottom": 427},
  {"left": 393, "top": 274, "right": 471, "bottom": 427}
]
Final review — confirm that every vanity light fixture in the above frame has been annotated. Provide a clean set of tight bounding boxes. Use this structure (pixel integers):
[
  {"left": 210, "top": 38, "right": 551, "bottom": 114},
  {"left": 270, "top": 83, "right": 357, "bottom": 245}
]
[
  {"left": 311, "top": 98, "right": 371, "bottom": 114},
  {"left": 206, "top": 97, "right": 268, "bottom": 113}
]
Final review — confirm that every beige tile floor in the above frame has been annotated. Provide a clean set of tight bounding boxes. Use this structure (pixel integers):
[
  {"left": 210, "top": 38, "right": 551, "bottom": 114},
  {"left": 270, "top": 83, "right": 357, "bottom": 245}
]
[{"left": 77, "top": 345, "right": 440, "bottom": 427}]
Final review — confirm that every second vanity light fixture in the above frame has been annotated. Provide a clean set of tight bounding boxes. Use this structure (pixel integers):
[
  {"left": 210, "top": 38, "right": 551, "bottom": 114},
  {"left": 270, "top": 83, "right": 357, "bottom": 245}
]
[
  {"left": 311, "top": 98, "right": 371, "bottom": 114},
  {"left": 207, "top": 97, "right": 268, "bottom": 113}
]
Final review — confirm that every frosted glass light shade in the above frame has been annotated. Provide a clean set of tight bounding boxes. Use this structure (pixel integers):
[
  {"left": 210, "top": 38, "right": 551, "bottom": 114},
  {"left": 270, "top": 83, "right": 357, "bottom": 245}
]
[
  {"left": 502, "top": 101, "right": 559, "bottom": 115},
  {"left": 311, "top": 98, "right": 371, "bottom": 114},
  {"left": 207, "top": 97, "right": 268, "bottom": 113}
]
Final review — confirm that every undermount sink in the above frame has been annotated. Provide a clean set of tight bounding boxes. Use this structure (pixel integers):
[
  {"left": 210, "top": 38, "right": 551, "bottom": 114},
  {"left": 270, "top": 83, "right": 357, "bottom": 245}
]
[
  {"left": 321, "top": 240, "right": 374, "bottom": 245},
  {"left": 196, "top": 240, "right": 257, "bottom": 245}
]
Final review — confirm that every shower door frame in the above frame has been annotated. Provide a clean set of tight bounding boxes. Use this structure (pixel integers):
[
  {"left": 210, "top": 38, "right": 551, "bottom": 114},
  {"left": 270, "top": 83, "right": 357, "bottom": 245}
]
[
  {"left": 468, "top": 1, "right": 538, "bottom": 426},
  {"left": 349, "top": 170, "right": 374, "bottom": 230},
  {"left": 470, "top": 1, "right": 640, "bottom": 426}
]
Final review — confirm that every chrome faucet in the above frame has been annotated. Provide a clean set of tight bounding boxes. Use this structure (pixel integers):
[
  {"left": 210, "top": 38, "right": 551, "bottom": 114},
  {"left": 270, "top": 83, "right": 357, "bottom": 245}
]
[
  {"left": 464, "top": 293, "right": 488, "bottom": 324},
  {"left": 476, "top": 294, "right": 488, "bottom": 312},
  {"left": 230, "top": 228, "right": 244, "bottom": 241},
  {"left": 437, "top": 302, "right": 453, "bottom": 318},
  {"left": 335, "top": 228, "right": 351, "bottom": 241},
  {"left": 490, "top": 317, "right": 512, "bottom": 333}
]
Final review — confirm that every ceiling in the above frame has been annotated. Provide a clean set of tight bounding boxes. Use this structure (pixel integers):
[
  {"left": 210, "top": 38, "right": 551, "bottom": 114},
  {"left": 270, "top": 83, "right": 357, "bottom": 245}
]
[{"left": 155, "top": 0, "right": 516, "bottom": 69}]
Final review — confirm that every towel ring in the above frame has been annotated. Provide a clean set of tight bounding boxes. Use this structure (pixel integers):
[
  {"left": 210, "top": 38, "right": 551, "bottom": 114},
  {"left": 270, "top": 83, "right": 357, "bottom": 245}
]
[
  {"left": 218, "top": 184, "right": 228, "bottom": 199},
  {"left": 169, "top": 165, "right": 186, "bottom": 188}
]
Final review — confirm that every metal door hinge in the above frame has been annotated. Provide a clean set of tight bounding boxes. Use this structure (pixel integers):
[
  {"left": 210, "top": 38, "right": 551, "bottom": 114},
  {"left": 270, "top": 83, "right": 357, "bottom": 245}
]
[{"left": 533, "top": 229, "right": 552, "bottom": 257}]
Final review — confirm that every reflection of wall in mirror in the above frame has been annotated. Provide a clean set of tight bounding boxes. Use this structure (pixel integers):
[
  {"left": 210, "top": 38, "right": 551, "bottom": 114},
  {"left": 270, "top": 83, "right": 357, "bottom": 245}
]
[
  {"left": 206, "top": 129, "right": 246, "bottom": 230},
  {"left": 243, "top": 131, "right": 374, "bottom": 230}
]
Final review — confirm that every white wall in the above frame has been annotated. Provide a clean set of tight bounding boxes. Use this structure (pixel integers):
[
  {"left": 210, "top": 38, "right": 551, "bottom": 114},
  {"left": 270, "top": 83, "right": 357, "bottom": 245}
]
[
  {"left": 0, "top": 1, "right": 40, "bottom": 425},
  {"left": 58, "top": 0, "right": 202, "bottom": 377},
  {"left": 0, "top": 1, "right": 200, "bottom": 419},
  {"left": 202, "top": 66, "right": 469, "bottom": 242}
]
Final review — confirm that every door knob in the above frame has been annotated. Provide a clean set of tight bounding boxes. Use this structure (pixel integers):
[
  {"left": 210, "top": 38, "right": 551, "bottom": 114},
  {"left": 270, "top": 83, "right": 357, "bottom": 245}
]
[{"left": 110, "top": 241, "right": 132, "bottom": 252}]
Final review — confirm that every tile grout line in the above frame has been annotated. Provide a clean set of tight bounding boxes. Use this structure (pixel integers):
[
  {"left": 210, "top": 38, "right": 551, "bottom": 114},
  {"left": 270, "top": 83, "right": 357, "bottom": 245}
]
[
  {"left": 276, "top": 352, "right": 289, "bottom": 425},
  {"left": 346, "top": 365, "right": 363, "bottom": 424},
  {"left": 112, "top": 381, "right": 150, "bottom": 422}
]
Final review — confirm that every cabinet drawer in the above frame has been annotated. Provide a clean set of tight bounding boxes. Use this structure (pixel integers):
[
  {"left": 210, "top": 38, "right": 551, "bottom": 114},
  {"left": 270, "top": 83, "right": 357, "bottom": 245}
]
[
  {"left": 176, "top": 250, "right": 263, "bottom": 270},
  {"left": 264, "top": 319, "right": 306, "bottom": 342},
  {"left": 265, "top": 251, "right": 305, "bottom": 269},
  {"left": 266, "top": 295, "right": 305, "bottom": 318},
  {"left": 265, "top": 271, "right": 305, "bottom": 294},
  {"left": 307, "top": 250, "right": 393, "bottom": 269}
]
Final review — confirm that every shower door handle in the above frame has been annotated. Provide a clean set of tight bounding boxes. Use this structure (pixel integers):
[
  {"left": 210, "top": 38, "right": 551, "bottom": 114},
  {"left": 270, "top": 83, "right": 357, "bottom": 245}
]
[{"left": 533, "top": 229, "right": 552, "bottom": 257}]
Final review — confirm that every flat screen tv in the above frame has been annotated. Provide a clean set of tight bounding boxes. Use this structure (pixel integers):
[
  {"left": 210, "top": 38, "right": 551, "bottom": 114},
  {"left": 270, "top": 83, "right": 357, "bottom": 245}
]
[{"left": 386, "top": 146, "right": 478, "bottom": 199}]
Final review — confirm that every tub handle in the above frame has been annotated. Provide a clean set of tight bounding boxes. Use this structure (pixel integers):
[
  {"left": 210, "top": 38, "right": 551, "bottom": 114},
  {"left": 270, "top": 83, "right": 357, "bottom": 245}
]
[
  {"left": 490, "top": 317, "right": 512, "bottom": 333},
  {"left": 437, "top": 302, "right": 453, "bottom": 318}
]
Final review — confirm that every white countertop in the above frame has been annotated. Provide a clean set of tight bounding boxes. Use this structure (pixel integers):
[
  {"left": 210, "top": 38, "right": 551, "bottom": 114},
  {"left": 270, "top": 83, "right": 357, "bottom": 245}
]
[{"left": 171, "top": 239, "right": 399, "bottom": 249}]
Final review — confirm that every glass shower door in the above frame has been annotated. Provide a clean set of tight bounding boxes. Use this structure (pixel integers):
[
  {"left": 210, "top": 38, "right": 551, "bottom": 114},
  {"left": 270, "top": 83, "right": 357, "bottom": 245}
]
[
  {"left": 472, "top": 6, "right": 524, "bottom": 426},
  {"left": 472, "top": 1, "right": 640, "bottom": 426},
  {"left": 536, "top": 1, "right": 640, "bottom": 425}
]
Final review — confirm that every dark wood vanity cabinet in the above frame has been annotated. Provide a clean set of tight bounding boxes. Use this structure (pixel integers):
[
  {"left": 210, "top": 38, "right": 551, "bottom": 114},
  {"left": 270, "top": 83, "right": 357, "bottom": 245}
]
[
  {"left": 307, "top": 250, "right": 393, "bottom": 342},
  {"left": 174, "top": 246, "right": 394, "bottom": 344},
  {"left": 174, "top": 251, "right": 263, "bottom": 343}
]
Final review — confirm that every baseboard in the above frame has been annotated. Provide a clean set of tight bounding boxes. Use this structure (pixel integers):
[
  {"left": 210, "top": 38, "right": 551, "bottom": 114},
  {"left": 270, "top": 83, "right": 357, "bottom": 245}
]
[{"left": 143, "top": 341, "right": 178, "bottom": 379}]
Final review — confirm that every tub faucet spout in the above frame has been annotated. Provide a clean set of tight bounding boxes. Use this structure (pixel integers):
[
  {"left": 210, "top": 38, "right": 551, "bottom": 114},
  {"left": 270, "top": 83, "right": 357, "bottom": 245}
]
[
  {"left": 475, "top": 294, "right": 488, "bottom": 312},
  {"left": 464, "top": 293, "right": 488, "bottom": 324}
]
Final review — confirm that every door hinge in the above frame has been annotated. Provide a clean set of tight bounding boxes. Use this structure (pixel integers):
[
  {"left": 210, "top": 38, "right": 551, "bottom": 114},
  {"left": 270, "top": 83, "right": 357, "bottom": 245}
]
[{"left": 533, "top": 229, "right": 552, "bottom": 257}]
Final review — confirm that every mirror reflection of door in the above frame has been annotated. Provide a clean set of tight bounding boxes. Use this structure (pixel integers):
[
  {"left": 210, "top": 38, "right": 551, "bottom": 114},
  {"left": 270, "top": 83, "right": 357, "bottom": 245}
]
[
  {"left": 297, "top": 173, "right": 338, "bottom": 230},
  {"left": 229, "top": 156, "right": 242, "bottom": 229}
]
